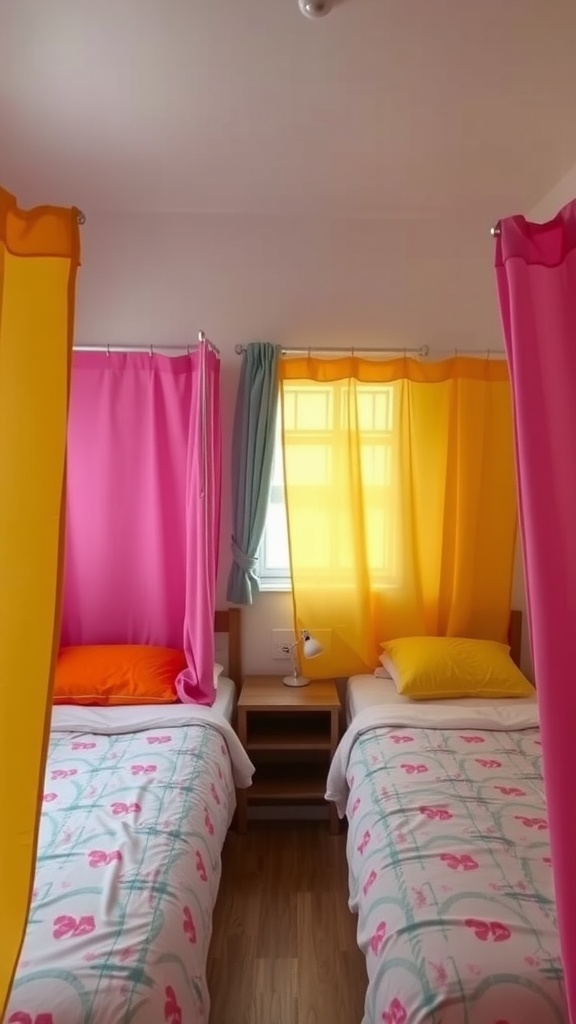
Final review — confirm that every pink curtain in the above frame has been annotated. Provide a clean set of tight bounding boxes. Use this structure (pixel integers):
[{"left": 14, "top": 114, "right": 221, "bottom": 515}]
[
  {"left": 495, "top": 201, "right": 576, "bottom": 1022},
  {"left": 62, "top": 346, "right": 221, "bottom": 705}
]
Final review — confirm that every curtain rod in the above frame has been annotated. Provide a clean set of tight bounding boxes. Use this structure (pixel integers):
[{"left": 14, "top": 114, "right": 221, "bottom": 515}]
[
  {"left": 234, "top": 343, "right": 505, "bottom": 358},
  {"left": 73, "top": 332, "right": 219, "bottom": 355},
  {"left": 234, "top": 343, "right": 430, "bottom": 357}
]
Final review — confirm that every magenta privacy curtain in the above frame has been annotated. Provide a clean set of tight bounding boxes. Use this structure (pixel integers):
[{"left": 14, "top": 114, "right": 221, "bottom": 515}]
[
  {"left": 62, "top": 346, "right": 221, "bottom": 705},
  {"left": 495, "top": 201, "right": 576, "bottom": 1022}
]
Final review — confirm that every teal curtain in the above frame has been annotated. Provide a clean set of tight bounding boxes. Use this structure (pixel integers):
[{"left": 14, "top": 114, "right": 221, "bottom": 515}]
[{"left": 227, "top": 342, "right": 280, "bottom": 604}]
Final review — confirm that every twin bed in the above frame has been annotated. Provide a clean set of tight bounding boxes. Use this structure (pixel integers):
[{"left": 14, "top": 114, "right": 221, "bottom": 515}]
[
  {"left": 326, "top": 621, "right": 568, "bottom": 1024},
  {"left": 7, "top": 611, "right": 253, "bottom": 1024}
]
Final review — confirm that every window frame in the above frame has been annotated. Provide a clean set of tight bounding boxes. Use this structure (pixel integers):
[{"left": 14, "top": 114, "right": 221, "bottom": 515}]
[{"left": 257, "top": 405, "right": 292, "bottom": 591}]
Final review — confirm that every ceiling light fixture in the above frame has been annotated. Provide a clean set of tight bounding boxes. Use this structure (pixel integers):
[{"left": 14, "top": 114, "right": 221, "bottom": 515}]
[{"left": 298, "top": 0, "right": 334, "bottom": 18}]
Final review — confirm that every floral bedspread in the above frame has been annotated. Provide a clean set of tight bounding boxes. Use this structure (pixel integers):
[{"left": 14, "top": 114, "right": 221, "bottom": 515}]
[
  {"left": 7, "top": 708, "right": 252, "bottom": 1024},
  {"left": 327, "top": 705, "right": 567, "bottom": 1024}
]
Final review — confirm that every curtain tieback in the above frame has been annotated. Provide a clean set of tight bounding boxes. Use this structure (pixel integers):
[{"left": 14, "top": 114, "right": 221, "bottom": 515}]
[{"left": 231, "top": 539, "right": 258, "bottom": 573}]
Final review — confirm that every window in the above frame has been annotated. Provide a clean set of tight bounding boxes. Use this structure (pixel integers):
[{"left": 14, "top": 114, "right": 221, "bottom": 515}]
[
  {"left": 257, "top": 409, "right": 291, "bottom": 589},
  {"left": 258, "top": 382, "right": 398, "bottom": 591}
]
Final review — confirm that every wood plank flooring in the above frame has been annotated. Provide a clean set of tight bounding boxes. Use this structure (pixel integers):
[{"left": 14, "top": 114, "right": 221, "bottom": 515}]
[{"left": 207, "top": 822, "right": 367, "bottom": 1024}]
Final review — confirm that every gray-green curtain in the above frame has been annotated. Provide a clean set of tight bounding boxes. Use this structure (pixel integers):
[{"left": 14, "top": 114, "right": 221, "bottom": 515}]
[{"left": 227, "top": 342, "right": 280, "bottom": 604}]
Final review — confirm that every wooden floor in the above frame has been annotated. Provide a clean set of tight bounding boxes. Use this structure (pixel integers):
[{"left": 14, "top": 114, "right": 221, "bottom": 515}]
[{"left": 207, "top": 822, "right": 367, "bottom": 1024}]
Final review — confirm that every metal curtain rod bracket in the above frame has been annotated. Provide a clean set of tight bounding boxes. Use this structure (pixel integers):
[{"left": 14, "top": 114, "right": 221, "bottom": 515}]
[
  {"left": 491, "top": 224, "right": 501, "bottom": 237},
  {"left": 74, "top": 208, "right": 86, "bottom": 225}
]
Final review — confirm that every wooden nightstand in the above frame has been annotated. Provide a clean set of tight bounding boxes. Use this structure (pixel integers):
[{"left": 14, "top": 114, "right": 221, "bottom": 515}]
[{"left": 236, "top": 675, "right": 341, "bottom": 835}]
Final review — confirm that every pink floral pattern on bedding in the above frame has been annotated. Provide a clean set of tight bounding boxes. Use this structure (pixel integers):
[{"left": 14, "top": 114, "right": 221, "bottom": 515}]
[
  {"left": 7, "top": 722, "right": 236, "bottom": 1024},
  {"left": 345, "top": 725, "right": 567, "bottom": 1024}
]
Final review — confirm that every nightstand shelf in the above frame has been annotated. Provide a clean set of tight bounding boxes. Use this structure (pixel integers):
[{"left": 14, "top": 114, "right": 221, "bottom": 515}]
[
  {"left": 236, "top": 675, "right": 341, "bottom": 834},
  {"left": 250, "top": 762, "right": 329, "bottom": 801},
  {"left": 246, "top": 714, "right": 333, "bottom": 751}
]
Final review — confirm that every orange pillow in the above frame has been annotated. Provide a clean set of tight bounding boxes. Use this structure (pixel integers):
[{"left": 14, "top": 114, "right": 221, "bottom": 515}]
[{"left": 54, "top": 645, "right": 186, "bottom": 706}]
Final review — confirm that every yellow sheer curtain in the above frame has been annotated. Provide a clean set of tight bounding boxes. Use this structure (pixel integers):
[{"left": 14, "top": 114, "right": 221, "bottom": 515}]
[
  {"left": 0, "top": 188, "right": 80, "bottom": 1016},
  {"left": 280, "top": 355, "right": 517, "bottom": 678}
]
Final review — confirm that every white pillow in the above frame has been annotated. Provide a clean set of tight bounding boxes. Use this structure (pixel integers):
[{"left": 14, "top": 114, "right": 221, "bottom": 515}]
[{"left": 375, "top": 654, "right": 394, "bottom": 681}]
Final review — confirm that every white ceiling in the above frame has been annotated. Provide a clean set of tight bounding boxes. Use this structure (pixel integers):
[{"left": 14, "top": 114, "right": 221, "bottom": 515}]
[{"left": 1, "top": 0, "right": 576, "bottom": 219}]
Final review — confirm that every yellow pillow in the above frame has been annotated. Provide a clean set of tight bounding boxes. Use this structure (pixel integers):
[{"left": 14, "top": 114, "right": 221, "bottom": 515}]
[{"left": 380, "top": 636, "right": 534, "bottom": 701}]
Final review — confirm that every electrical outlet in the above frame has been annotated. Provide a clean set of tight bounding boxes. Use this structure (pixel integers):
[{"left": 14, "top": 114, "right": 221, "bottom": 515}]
[
  {"left": 271, "top": 629, "right": 295, "bottom": 660},
  {"left": 272, "top": 643, "right": 291, "bottom": 660}
]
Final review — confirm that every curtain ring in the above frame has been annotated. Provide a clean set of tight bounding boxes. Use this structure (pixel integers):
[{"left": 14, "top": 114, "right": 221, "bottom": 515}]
[
  {"left": 187, "top": 345, "right": 191, "bottom": 356},
  {"left": 454, "top": 347, "right": 459, "bottom": 357},
  {"left": 307, "top": 347, "right": 311, "bottom": 358},
  {"left": 486, "top": 348, "right": 491, "bottom": 360},
  {"left": 149, "top": 345, "right": 153, "bottom": 359},
  {"left": 106, "top": 344, "right": 110, "bottom": 358}
]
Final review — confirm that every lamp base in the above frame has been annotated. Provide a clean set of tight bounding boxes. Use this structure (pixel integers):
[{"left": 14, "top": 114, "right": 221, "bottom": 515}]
[{"left": 282, "top": 674, "right": 310, "bottom": 688}]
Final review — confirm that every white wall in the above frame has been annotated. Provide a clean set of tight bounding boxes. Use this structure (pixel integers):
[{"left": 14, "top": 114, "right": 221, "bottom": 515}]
[
  {"left": 75, "top": 211, "right": 525, "bottom": 675},
  {"left": 529, "top": 161, "right": 576, "bottom": 222}
]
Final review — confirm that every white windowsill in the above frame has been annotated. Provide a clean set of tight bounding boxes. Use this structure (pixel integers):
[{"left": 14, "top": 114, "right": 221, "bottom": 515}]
[
  {"left": 257, "top": 577, "right": 399, "bottom": 593},
  {"left": 258, "top": 577, "right": 293, "bottom": 593}
]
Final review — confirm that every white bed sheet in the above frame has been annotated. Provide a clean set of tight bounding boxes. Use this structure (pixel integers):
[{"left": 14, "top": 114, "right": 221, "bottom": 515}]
[
  {"left": 213, "top": 674, "right": 236, "bottom": 721},
  {"left": 346, "top": 673, "right": 537, "bottom": 723}
]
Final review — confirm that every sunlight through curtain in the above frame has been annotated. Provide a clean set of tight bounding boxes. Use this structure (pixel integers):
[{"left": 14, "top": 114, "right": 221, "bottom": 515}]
[
  {"left": 280, "top": 355, "right": 517, "bottom": 677},
  {"left": 0, "top": 188, "right": 80, "bottom": 1017}
]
